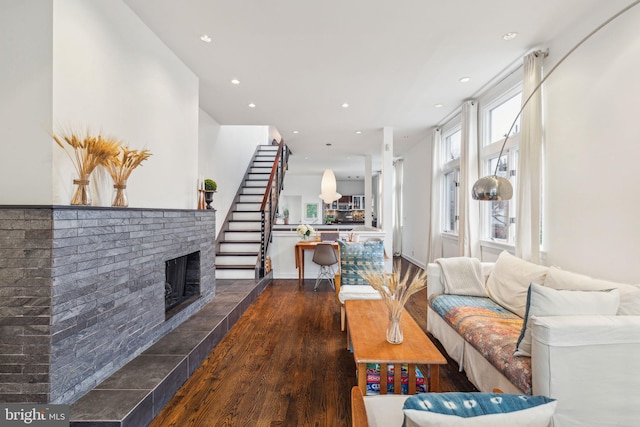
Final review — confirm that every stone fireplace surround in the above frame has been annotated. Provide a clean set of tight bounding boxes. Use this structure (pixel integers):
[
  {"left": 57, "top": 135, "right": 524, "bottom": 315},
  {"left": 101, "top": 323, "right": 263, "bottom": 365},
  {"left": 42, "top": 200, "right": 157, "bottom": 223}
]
[{"left": 0, "top": 206, "right": 216, "bottom": 404}]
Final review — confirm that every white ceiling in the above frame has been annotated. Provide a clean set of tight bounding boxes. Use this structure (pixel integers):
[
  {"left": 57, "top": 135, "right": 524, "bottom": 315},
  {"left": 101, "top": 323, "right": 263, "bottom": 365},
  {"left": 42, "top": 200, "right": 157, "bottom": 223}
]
[{"left": 123, "top": 0, "right": 607, "bottom": 179}]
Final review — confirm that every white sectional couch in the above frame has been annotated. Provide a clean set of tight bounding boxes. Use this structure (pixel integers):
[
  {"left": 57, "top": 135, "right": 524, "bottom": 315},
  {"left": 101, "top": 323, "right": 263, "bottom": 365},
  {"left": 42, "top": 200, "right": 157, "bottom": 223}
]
[{"left": 426, "top": 252, "right": 640, "bottom": 427}]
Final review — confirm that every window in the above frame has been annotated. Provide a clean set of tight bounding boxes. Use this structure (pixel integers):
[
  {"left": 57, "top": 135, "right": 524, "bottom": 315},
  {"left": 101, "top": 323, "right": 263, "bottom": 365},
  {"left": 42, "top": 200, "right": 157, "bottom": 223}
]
[
  {"left": 486, "top": 152, "right": 518, "bottom": 241},
  {"left": 489, "top": 93, "right": 521, "bottom": 141},
  {"left": 443, "top": 170, "right": 459, "bottom": 232},
  {"left": 480, "top": 88, "right": 521, "bottom": 244},
  {"left": 441, "top": 127, "right": 461, "bottom": 234},
  {"left": 444, "top": 129, "right": 461, "bottom": 161}
]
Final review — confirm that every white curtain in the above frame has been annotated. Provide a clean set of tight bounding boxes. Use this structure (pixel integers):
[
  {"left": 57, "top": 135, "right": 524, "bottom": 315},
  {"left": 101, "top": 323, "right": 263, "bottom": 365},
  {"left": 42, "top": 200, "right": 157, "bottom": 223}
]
[
  {"left": 516, "top": 51, "right": 544, "bottom": 263},
  {"left": 392, "top": 159, "right": 403, "bottom": 256},
  {"left": 427, "top": 128, "right": 443, "bottom": 263},
  {"left": 459, "top": 100, "right": 480, "bottom": 258}
]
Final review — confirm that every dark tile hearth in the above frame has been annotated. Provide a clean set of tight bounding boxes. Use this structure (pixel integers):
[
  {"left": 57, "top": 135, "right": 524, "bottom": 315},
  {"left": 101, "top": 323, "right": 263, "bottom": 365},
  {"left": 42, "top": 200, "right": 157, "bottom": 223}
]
[{"left": 69, "top": 277, "right": 270, "bottom": 427}]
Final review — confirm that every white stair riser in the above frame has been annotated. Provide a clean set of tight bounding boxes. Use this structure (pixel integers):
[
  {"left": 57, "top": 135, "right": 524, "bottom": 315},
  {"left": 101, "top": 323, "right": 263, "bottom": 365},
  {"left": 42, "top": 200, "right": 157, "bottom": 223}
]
[
  {"left": 245, "top": 180, "right": 268, "bottom": 187},
  {"left": 248, "top": 173, "right": 270, "bottom": 180},
  {"left": 228, "top": 222, "right": 261, "bottom": 231},
  {"left": 232, "top": 212, "right": 261, "bottom": 221},
  {"left": 236, "top": 203, "right": 261, "bottom": 211},
  {"left": 239, "top": 195, "right": 263, "bottom": 203},
  {"left": 216, "top": 269, "right": 255, "bottom": 279},
  {"left": 241, "top": 187, "right": 264, "bottom": 195},
  {"left": 250, "top": 167, "right": 272, "bottom": 174},
  {"left": 219, "top": 243, "right": 260, "bottom": 253},
  {"left": 252, "top": 162, "right": 274, "bottom": 169},
  {"left": 216, "top": 255, "right": 257, "bottom": 265},
  {"left": 225, "top": 231, "right": 261, "bottom": 241}
]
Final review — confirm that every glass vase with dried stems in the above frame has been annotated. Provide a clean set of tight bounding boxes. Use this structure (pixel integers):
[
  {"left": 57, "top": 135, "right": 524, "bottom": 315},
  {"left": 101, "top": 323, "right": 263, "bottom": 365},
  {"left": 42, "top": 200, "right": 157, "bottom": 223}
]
[
  {"left": 104, "top": 146, "right": 152, "bottom": 207},
  {"left": 52, "top": 131, "right": 121, "bottom": 206},
  {"left": 359, "top": 260, "right": 427, "bottom": 344}
]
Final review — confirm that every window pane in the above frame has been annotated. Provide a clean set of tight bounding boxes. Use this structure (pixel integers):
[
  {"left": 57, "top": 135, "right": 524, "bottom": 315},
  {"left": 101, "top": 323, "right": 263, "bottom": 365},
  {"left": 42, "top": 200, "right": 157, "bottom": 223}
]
[
  {"left": 488, "top": 156, "right": 508, "bottom": 240},
  {"left": 444, "top": 171, "right": 456, "bottom": 232},
  {"left": 489, "top": 93, "right": 522, "bottom": 143},
  {"left": 445, "top": 130, "right": 461, "bottom": 161},
  {"left": 507, "top": 149, "right": 518, "bottom": 242}
]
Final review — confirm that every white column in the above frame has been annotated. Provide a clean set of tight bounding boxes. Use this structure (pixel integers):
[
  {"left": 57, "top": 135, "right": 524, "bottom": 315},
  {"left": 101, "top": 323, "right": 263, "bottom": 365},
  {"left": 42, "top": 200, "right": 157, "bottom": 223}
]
[
  {"left": 382, "top": 127, "right": 394, "bottom": 270},
  {"left": 364, "top": 154, "right": 373, "bottom": 227}
]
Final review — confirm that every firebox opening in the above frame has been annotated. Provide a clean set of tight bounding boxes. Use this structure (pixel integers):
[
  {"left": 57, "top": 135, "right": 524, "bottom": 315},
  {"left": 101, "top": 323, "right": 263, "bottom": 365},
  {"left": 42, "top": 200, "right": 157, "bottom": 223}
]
[{"left": 165, "top": 251, "right": 201, "bottom": 319}]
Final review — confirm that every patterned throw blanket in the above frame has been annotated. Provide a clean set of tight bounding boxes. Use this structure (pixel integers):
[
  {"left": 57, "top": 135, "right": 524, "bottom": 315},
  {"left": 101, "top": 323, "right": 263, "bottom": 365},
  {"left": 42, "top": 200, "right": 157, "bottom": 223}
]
[{"left": 429, "top": 294, "right": 532, "bottom": 395}]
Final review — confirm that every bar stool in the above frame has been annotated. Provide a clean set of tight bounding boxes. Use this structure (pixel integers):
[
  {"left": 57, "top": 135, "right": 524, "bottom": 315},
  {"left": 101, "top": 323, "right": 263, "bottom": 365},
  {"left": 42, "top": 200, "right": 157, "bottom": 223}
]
[{"left": 312, "top": 242, "right": 338, "bottom": 291}]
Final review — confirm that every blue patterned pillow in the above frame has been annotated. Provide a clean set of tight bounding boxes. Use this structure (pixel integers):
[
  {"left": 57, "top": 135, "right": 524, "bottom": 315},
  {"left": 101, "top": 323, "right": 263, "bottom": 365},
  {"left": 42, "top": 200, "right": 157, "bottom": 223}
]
[
  {"left": 338, "top": 240, "right": 384, "bottom": 285},
  {"left": 402, "top": 392, "right": 556, "bottom": 427}
]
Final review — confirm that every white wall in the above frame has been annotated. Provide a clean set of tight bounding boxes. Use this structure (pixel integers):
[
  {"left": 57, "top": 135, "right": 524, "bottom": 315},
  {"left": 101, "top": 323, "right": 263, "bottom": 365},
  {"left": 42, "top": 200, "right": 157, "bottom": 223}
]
[
  {"left": 209, "top": 125, "right": 269, "bottom": 236},
  {"left": 280, "top": 174, "right": 323, "bottom": 224},
  {"left": 51, "top": 0, "right": 199, "bottom": 209},
  {"left": 198, "top": 109, "right": 221, "bottom": 185},
  {"left": 336, "top": 180, "right": 365, "bottom": 196},
  {"left": 400, "top": 133, "right": 432, "bottom": 268},
  {"left": 543, "top": 2, "right": 640, "bottom": 283},
  {"left": 268, "top": 126, "right": 282, "bottom": 144},
  {"left": 0, "top": 0, "right": 54, "bottom": 205}
]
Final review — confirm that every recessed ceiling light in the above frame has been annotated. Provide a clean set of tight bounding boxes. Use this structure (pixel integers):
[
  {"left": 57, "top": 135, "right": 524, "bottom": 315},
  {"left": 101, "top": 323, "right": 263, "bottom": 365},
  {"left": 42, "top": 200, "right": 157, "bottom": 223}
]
[
  {"left": 341, "top": 103, "right": 349, "bottom": 108},
  {"left": 355, "top": 130, "right": 362, "bottom": 134},
  {"left": 248, "top": 103, "right": 256, "bottom": 108},
  {"left": 502, "top": 32, "right": 518, "bottom": 41},
  {"left": 200, "top": 34, "right": 212, "bottom": 43},
  {"left": 292, "top": 130, "right": 299, "bottom": 134},
  {"left": 434, "top": 103, "right": 444, "bottom": 108},
  {"left": 231, "top": 79, "right": 240, "bottom": 85},
  {"left": 459, "top": 77, "right": 471, "bottom": 83}
]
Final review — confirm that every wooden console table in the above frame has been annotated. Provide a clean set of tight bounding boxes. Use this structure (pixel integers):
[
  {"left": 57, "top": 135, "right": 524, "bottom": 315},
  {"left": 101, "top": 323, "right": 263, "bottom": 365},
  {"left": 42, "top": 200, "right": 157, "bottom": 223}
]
[
  {"left": 294, "top": 240, "right": 339, "bottom": 287},
  {"left": 345, "top": 299, "right": 447, "bottom": 395}
]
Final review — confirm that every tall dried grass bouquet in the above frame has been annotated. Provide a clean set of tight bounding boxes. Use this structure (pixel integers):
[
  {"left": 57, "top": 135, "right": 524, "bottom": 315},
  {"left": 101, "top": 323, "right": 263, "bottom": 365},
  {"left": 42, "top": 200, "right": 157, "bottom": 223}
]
[
  {"left": 359, "top": 260, "right": 428, "bottom": 344},
  {"left": 104, "top": 146, "right": 152, "bottom": 207},
  {"left": 51, "top": 130, "right": 121, "bottom": 205}
]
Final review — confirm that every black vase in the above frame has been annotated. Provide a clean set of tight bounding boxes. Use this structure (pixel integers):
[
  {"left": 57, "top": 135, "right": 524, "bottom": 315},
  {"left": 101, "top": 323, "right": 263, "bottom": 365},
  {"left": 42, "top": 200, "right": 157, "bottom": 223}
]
[{"left": 204, "top": 191, "right": 215, "bottom": 209}]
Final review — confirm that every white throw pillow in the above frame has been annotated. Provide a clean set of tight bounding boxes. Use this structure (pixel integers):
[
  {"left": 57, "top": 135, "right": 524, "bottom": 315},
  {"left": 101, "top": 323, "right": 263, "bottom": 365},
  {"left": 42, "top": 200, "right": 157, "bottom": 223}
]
[
  {"left": 402, "top": 392, "right": 557, "bottom": 427},
  {"left": 514, "top": 282, "right": 620, "bottom": 357},
  {"left": 485, "top": 251, "right": 548, "bottom": 317},
  {"left": 435, "top": 257, "right": 488, "bottom": 297},
  {"left": 545, "top": 266, "right": 640, "bottom": 315}
]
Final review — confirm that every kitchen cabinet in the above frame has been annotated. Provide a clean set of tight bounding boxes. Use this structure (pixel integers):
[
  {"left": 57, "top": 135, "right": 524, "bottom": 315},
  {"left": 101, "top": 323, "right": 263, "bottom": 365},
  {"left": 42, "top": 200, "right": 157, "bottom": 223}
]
[
  {"left": 352, "top": 195, "right": 364, "bottom": 210},
  {"left": 323, "top": 195, "right": 365, "bottom": 224}
]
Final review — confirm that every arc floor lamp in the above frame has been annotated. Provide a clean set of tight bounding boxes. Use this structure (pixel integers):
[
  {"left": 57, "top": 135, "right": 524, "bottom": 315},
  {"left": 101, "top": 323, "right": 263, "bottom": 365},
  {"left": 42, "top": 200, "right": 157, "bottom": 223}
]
[{"left": 472, "top": 0, "right": 640, "bottom": 201}]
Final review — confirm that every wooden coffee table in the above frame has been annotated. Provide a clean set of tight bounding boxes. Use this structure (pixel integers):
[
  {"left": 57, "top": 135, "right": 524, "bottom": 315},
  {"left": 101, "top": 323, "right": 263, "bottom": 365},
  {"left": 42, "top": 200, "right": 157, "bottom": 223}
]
[{"left": 345, "top": 299, "right": 447, "bottom": 395}]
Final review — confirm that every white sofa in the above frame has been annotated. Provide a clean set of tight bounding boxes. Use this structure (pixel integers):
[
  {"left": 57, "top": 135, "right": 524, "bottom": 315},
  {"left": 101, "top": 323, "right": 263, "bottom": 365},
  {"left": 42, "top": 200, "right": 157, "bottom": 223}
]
[{"left": 426, "top": 254, "right": 640, "bottom": 427}]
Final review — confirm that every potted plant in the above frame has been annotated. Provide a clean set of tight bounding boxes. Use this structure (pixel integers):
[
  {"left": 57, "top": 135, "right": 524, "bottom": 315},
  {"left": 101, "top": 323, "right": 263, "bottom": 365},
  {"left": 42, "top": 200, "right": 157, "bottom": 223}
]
[
  {"left": 204, "top": 179, "right": 217, "bottom": 209},
  {"left": 283, "top": 208, "right": 290, "bottom": 224}
]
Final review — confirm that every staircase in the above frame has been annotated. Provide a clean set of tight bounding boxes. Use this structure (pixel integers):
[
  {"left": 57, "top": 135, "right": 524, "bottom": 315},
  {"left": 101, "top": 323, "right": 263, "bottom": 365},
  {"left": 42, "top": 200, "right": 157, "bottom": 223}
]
[{"left": 215, "top": 145, "right": 281, "bottom": 279}]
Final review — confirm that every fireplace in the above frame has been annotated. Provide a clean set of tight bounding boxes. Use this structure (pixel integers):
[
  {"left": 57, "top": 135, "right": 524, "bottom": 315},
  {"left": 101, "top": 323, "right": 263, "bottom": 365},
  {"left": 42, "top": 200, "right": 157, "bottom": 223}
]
[{"left": 165, "top": 251, "right": 201, "bottom": 319}]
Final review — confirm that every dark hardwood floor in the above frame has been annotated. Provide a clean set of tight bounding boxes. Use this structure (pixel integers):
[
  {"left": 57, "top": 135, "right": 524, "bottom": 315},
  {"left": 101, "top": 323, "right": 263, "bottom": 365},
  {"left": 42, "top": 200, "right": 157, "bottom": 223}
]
[{"left": 150, "top": 261, "right": 475, "bottom": 427}]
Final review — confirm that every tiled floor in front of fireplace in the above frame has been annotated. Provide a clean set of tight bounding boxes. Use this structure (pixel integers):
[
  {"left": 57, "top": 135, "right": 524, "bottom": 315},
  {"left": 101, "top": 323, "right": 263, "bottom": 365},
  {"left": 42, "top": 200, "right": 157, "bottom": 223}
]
[{"left": 69, "top": 276, "right": 271, "bottom": 427}]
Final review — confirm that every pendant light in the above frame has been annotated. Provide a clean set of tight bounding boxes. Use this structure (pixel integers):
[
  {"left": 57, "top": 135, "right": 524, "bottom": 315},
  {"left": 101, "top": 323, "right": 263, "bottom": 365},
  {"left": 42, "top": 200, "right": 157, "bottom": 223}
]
[{"left": 319, "top": 169, "right": 341, "bottom": 204}]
